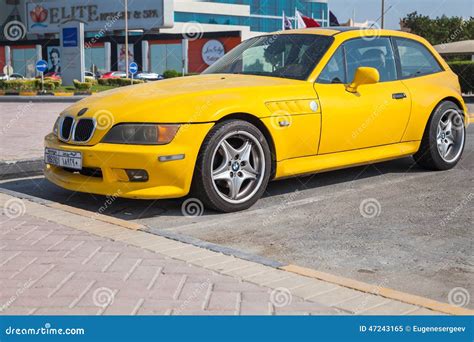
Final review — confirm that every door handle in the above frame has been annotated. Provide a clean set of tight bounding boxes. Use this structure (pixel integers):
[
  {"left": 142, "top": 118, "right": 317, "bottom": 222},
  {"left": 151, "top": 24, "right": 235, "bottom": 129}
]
[{"left": 392, "top": 93, "right": 407, "bottom": 100}]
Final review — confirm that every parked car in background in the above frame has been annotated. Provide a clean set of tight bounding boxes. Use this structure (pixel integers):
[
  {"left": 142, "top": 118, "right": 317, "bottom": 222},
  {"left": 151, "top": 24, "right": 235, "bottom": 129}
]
[
  {"left": 9, "top": 73, "right": 24, "bottom": 80},
  {"left": 100, "top": 71, "right": 127, "bottom": 79},
  {"left": 41, "top": 72, "right": 61, "bottom": 81},
  {"left": 84, "top": 71, "right": 97, "bottom": 81},
  {"left": 0, "top": 73, "right": 25, "bottom": 80},
  {"left": 136, "top": 72, "right": 164, "bottom": 81}
]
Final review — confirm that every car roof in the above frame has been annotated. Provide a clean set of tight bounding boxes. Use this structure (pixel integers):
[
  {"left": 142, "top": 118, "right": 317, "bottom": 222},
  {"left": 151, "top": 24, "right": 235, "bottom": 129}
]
[{"left": 278, "top": 27, "right": 424, "bottom": 41}]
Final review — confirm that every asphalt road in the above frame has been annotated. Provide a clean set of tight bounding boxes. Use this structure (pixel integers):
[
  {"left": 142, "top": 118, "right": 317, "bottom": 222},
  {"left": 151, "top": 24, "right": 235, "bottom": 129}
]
[{"left": 1, "top": 105, "right": 473, "bottom": 308}]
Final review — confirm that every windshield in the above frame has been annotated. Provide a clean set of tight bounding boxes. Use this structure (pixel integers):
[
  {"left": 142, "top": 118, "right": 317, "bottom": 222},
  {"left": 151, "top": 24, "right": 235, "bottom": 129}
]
[{"left": 204, "top": 34, "right": 334, "bottom": 80}]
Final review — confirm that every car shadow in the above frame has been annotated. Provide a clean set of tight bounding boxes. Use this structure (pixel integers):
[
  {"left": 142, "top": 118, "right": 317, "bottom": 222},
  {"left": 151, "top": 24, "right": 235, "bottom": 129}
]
[{"left": 0, "top": 157, "right": 426, "bottom": 221}]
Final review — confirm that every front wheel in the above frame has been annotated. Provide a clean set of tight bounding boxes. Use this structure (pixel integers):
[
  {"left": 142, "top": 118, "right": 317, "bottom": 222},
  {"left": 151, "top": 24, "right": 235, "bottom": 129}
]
[
  {"left": 414, "top": 101, "right": 466, "bottom": 170},
  {"left": 192, "top": 120, "right": 271, "bottom": 212}
]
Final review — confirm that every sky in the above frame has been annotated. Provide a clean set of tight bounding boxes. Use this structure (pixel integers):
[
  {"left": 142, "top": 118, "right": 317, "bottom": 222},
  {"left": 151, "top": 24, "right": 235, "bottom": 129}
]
[{"left": 328, "top": 0, "right": 474, "bottom": 29}]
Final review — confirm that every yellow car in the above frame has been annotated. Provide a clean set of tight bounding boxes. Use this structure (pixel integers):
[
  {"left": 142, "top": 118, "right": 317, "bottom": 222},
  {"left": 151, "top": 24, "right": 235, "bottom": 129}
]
[{"left": 44, "top": 27, "right": 468, "bottom": 212}]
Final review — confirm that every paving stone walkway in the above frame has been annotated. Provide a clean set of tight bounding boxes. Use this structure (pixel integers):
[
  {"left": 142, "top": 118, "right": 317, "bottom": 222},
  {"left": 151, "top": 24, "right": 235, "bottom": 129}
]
[{"left": 0, "top": 192, "right": 443, "bottom": 315}]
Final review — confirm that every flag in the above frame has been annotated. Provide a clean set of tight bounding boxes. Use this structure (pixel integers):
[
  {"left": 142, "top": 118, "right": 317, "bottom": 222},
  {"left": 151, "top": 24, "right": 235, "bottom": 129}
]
[
  {"left": 295, "top": 10, "right": 320, "bottom": 29},
  {"left": 329, "top": 11, "right": 340, "bottom": 26},
  {"left": 282, "top": 11, "right": 292, "bottom": 30}
]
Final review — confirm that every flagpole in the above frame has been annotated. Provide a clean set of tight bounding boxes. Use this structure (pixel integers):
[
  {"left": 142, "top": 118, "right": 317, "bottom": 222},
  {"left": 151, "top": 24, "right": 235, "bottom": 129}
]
[{"left": 295, "top": 7, "right": 297, "bottom": 29}]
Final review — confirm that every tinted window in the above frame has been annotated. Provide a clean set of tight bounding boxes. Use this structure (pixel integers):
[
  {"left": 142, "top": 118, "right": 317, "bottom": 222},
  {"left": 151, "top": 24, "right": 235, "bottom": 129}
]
[
  {"left": 394, "top": 38, "right": 442, "bottom": 78},
  {"left": 204, "top": 34, "right": 334, "bottom": 81},
  {"left": 344, "top": 37, "right": 397, "bottom": 82},
  {"left": 318, "top": 47, "right": 346, "bottom": 84}
]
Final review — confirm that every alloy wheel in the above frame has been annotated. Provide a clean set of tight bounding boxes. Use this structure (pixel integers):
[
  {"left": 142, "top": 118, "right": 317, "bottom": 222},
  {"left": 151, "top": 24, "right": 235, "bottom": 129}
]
[
  {"left": 210, "top": 131, "right": 265, "bottom": 204},
  {"left": 436, "top": 109, "right": 465, "bottom": 163}
]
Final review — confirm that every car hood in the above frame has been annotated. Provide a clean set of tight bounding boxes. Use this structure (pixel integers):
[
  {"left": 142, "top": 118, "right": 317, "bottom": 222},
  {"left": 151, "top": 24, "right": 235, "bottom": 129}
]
[{"left": 62, "top": 74, "right": 315, "bottom": 124}]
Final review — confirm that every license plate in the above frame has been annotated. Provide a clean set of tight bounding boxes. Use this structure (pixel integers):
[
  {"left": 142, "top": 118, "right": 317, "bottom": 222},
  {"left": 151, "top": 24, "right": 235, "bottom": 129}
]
[{"left": 44, "top": 148, "right": 82, "bottom": 170}]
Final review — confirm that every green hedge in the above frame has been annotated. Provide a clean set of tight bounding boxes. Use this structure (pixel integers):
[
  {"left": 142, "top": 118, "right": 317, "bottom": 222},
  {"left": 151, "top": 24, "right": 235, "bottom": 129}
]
[
  {"left": 73, "top": 80, "right": 92, "bottom": 91},
  {"left": 447, "top": 61, "right": 474, "bottom": 94},
  {"left": 44, "top": 77, "right": 62, "bottom": 88},
  {"left": 84, "top": 77, "right": 98, "bottom": 85},
  {"left": 98, "top": 78, "right": 144, "bottom": 86},
  {"left": 0, "top": 79, "right": 39, "bottom": 91},
  {"left": 163, "top": 69, "right": 180, "bottom": 78},
  {"left": 0, "top": 79, "right": 60, "bottom": 91}
]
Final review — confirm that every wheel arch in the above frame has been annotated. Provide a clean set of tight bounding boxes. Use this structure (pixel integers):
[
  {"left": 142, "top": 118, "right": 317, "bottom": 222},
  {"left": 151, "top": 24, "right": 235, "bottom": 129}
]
[
  {"left": 215, "top": 113, "right": 277, "bottom": 179},
  {"left": 438, "top": 96, "right": 468, "bottom": 120},
  {"left": 412, "top": 96, "right": 467, "bottom": 144}
]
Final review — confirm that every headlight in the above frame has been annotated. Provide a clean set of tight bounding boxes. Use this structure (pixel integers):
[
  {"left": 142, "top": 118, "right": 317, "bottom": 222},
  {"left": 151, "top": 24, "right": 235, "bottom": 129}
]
[{"left": 102, "top": 124, "right": 180, "bottom": 145}]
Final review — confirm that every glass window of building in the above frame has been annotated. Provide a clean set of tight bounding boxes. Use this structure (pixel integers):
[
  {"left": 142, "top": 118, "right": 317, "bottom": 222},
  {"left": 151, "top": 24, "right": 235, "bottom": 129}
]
[
  {"left": 84, "top": 47, "right": 106, "bottom": 74},
  {"left": 11, "top": 48, "right": 36, "bottom": 78},
  {"left": 150, "top": 44, "right": 183, "bottom": 74}
]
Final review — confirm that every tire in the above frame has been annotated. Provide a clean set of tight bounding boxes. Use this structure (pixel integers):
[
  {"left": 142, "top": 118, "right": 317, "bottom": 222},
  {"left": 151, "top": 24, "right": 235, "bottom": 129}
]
[
  {"left": 414, "top": 100, "right": 466, "bottom": 171},
  {"left": 192, "top": 120, "right": 271, "bottom": 212}
]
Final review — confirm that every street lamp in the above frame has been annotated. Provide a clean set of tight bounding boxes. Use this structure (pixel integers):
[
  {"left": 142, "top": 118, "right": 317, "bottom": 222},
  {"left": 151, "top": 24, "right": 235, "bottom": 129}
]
[
  {"left": 381, "top": 0, "right": 385, "bottom": 29},
  {"left": 125, "top": 0, "right": 129, "bottom": 78}
]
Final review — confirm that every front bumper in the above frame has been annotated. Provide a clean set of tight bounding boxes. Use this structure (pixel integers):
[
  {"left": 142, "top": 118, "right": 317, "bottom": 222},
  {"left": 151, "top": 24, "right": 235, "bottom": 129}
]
[{"left": 44, "top": 123, "right": 213, "bottom": 199}]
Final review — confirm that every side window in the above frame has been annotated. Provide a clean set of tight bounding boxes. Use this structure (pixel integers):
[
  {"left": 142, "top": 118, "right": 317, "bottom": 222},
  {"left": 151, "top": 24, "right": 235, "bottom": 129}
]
[
  {"left": 394, "top": 38, "right": 442, "bottom": 78},
  {"left": 317, "top": 47, "right": 346, "bottom": 84},
  {"left": 344, "top": 37, "right": 397, "bottom": 82}
]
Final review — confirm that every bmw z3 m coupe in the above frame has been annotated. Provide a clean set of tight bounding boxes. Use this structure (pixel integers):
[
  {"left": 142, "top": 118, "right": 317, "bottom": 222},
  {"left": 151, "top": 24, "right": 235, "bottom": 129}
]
[{"left": 44, "top": 27, "right": 468, "bottom": 212}]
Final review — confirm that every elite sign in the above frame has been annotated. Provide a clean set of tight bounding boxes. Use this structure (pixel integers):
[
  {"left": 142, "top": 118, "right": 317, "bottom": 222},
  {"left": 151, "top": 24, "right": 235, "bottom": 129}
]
[{"left": 26, "top": 0, "right": 174, "bottom": 34}]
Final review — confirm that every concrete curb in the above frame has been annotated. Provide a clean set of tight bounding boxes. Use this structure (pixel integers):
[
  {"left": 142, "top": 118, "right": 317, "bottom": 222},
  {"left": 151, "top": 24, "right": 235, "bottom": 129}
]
[
  {"left": 0, "top": 95, "right": 85, "bottom": 103},
  {"left": 463, "top": 95, "right": 473, "bottom": 103},
  {"left": 1, "top": 187, "right": 471, "bottom": 315},
  {"left": 144, "top": 226, "right": 285, "bottom": 268},
  {"left": 282, "top": 265, "right": 474, "bottom": 316},
  {"left": 0, "top": 159, "right": 44, "bottom": 180}
]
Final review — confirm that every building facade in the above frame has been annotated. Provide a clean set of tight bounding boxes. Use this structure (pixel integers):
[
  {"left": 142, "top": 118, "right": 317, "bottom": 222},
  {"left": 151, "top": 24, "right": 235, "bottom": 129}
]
[{"left": 0, "top": 0, "right": 328, "bottom": 77}]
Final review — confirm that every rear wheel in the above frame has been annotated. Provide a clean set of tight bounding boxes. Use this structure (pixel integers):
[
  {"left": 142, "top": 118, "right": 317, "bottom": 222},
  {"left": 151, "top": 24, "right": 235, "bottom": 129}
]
[
  {"left": 414, "top": 101, "right": 465, "bottom": 170},
  {"left": 192, "top": 120, "right": 271, "bottom": 212}
]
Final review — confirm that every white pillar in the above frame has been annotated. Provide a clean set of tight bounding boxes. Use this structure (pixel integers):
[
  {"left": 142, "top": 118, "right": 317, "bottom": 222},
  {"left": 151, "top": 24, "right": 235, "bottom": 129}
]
[
  {"left": 34, "top": 45, "right": 42, "bottom": 77},
  {"left": 104, "top": 42, "right": 111, "bottom": 72},
  {"left": 141, "top": 40, "right": 149, "bottom": 72},
  {"left": 5, "top": 46, "right": 11, "bottom": 66},
  {"left": 182, "top": 38, "right": 188, "bottom": 76}
]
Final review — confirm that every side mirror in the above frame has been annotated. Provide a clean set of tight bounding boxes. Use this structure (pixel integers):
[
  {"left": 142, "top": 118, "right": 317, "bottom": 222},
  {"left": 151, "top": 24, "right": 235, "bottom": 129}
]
[{"left": 345, "top": 67, "right": 380, "bottom": 93}]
